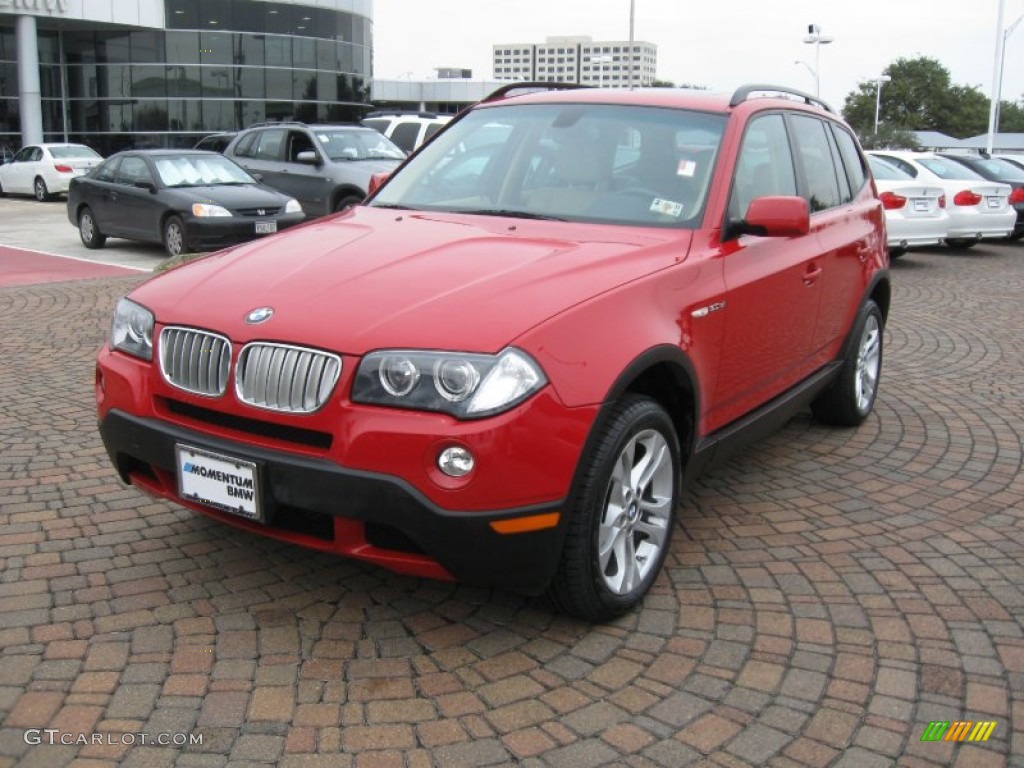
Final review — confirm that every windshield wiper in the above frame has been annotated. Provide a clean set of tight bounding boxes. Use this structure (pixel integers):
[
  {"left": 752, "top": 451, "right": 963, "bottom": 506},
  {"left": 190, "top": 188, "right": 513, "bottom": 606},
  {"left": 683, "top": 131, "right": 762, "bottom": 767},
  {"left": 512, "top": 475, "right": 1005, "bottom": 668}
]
[
  {"left": 371, "top": 203, "right": 413, "bottom": 211},
  {"left": 449, "top": 208, "right": 568, "bottom": 221}
]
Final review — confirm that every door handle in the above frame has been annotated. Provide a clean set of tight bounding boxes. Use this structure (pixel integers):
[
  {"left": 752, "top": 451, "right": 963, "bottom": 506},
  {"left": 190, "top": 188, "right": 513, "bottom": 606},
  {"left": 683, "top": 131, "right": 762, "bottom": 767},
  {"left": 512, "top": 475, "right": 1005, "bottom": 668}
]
[{"left": 802, "top": 265, "right": 822, "bottom": 286}]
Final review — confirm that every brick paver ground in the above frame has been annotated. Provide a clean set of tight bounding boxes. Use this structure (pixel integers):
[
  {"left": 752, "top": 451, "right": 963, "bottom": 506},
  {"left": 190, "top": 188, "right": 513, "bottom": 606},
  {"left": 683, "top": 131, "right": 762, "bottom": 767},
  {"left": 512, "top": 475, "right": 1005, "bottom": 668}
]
[{"left": 1, "top": 243, "right": 1022, "bottom": 767}]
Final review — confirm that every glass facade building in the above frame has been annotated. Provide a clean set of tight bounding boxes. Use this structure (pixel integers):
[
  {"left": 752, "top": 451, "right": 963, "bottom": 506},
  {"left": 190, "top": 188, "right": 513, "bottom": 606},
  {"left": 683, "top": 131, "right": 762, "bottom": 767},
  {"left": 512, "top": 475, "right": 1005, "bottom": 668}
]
[{"left": 0, "top": 0, "right": 373, "bottom": 155}]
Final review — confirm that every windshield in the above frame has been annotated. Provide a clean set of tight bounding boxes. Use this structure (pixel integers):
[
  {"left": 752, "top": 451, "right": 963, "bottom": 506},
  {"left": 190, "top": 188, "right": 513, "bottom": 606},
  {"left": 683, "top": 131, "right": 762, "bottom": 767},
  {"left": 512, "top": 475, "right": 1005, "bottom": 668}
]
[
  {"left": 154, "top": 155, "right": 256, "bottom": 187},
  {"left": 315, "top": 130, "right": 406, "bottom": 161},
  {"left": 51, "top": 145, "right": 102, "bottom": 159},
  {"left": 370, "top": 103, "right": 726, "bottom": 228}
]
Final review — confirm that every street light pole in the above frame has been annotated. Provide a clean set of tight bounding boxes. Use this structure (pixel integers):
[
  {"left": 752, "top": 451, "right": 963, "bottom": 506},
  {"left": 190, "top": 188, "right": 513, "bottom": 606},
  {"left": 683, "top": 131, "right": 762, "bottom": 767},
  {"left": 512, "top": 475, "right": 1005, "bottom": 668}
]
[
  {"left": 873, "top": 75, "right": 891, "bottom": 134},
  {"left": 992, "top": 9, "right": 1024, "bottom": 150},
  {"left": 986, "top": 0, "right": 1007, "bottom": 155},
  {"left": 801, "top": 23, "right": 834, "bottom": 98},
  {"left": 628, "top": 0, "right": 635, "bottom": 90}
]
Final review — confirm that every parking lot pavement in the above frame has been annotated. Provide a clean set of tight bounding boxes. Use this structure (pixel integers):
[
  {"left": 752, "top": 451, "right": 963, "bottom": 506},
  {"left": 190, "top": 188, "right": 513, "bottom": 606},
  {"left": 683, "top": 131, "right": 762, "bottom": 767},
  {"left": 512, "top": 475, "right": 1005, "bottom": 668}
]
[
  {"left": 0, "top": 197, "right": 167, "bottom": 272},
  {"left": 1, "top": 239, "right": 1022, "bottom": 767}
]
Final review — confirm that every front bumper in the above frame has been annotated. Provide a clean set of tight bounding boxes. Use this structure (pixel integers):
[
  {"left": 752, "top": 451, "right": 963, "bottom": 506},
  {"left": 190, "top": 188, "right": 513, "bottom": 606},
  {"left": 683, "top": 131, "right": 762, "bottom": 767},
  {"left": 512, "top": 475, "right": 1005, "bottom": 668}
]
[
  {"left": 97, "top": 395, "right": 581, "bottom": 594},
  {"left": 185, "top": 212, "right": 306, "bottom": 251}
]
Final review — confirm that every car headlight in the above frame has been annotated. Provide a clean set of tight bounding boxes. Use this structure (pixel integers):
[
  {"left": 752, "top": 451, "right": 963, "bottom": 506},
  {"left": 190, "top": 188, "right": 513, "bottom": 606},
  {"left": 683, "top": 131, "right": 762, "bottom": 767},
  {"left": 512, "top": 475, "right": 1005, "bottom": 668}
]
[
  {"left": 285, "top": 199, "right": 303, "bottom": 214},
  {"left": 352, "top": 348, "right": 546, "bottom": 418},
  {"left": 110, "top": 298, "right": 154, "bottom": 361},
  {"left": 191, "top": 203, "right": 231, "bottom": 217}
]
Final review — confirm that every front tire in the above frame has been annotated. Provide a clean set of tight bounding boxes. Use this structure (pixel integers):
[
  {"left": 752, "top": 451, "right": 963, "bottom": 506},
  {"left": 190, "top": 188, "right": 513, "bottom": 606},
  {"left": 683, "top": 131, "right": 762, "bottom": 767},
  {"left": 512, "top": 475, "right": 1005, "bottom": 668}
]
[
  {"left": 812, "top": 300, "right": 883, "bottom": 426},
  {"left": 333, "top": 194, "right": 362, "bottom": 213},
  {"left": 945, "top": 238, "right": 977, "bottom": 249},
  {"left": 34, "top": 176, "right": 50, "bottom": 202},
  {"left": 78, "top": 206, "right": 106, "bottom": 249},
  {"left": 548, "top": 395, "right": 679, "bottom": 622},
  {"left": 162, "top": 215, "right": 187, "bottom": 258}
]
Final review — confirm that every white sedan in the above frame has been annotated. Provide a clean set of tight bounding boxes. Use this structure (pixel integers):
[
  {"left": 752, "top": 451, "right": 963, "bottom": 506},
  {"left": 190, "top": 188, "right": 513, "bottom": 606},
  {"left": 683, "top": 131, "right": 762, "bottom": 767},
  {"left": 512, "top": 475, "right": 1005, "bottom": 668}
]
[
  {"left": 867, "top": 155, "right": 948, "bottom": 258},
  {"left": 867, "top": 150, "right": 1015, "bottom": 248},
  {"left": 0, "top": 143, "right": 103, "bottom": 202}
]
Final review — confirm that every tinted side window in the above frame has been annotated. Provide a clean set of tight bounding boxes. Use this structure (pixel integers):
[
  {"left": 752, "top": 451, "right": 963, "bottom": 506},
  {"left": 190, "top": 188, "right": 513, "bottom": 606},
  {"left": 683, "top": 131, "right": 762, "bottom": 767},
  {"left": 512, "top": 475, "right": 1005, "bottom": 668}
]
[
  {"left": 286, "top": 130, "right": 316, "bottom": 162},
  {"left": 254, "top": 129, "right": 286, "bottom": 161},
  {"left": 824, "top": 125, "right": 851, "bottom": 204},
  {"left": 423, "top": 123, "right": 444, "bottom": 143},
  {"left": 94, "top": 157, "right": 121, "bottom": 182},
  {"left": 115, "top": 156, "right": 153, "bottom": 185},
  {"left": 728, "top": 113, "right": 797, "bottom": 220},
  {"left": 233, "top": 132, "right": 258, "bottom": 158},
  {"left": 789, "top": 115, "right": 841, "bottom": 212},
  {"left": 390, "top": 122, "right": 421, "bottom": 152},
  {"left": 831, "top": 125, "right": 867, "bottom": 194}
]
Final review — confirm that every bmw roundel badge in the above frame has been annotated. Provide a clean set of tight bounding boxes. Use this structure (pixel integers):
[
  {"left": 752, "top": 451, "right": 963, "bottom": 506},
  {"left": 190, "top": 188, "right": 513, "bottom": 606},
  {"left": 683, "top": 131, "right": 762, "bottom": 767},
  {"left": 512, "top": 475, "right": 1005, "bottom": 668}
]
[{"left": 244, "top": 307, "right": 274, "bottom": 324}]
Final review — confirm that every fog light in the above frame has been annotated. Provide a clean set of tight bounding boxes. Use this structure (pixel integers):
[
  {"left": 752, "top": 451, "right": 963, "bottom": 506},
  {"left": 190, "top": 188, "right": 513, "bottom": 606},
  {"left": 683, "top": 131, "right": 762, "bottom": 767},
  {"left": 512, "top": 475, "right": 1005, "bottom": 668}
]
[{"left": 438, "top": 446, "right": 474, "bottom": 477}]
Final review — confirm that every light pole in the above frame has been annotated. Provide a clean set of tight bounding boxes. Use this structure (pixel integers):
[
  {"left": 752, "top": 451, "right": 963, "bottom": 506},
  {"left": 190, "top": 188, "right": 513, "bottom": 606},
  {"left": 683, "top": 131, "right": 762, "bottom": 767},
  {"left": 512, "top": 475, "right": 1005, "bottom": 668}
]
[
  {"left": 873, "top": 75, "right": 891, "bottom": 134},
  {"left": 991, "top": 8, "right": 1024, "bottom": 150},
  {"left": 801, "top": 23, "right": 834, "bottom": 98},
  {"left": 794, "top": 59, "right": 816, "bottom": 89}
]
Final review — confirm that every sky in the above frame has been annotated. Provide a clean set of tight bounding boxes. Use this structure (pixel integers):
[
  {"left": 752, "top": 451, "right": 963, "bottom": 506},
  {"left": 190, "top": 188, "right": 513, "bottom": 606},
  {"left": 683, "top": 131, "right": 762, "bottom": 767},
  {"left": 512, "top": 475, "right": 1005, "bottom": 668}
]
[{"left": 372, "top": 0, "right": 1024, "bottom": 122}]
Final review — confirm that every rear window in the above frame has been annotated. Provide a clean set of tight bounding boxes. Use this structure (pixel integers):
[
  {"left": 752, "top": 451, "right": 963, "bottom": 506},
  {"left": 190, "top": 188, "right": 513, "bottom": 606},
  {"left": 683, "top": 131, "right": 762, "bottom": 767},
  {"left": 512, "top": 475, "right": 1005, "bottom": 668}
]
[
  {"left": 917, "top": 158, "right": 983, "bottom": 181},
  {"left": 50, "top": 145, "right": 101, "bottom": 159},
  {"left": 868, "top": 155, "right": 912, "bottom": 180}
]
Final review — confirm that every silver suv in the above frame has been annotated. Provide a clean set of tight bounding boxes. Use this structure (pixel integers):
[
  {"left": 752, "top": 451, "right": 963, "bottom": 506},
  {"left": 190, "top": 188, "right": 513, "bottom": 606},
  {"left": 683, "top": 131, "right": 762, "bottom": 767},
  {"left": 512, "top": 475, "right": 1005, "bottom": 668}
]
[{"left": 224, "top": 122, "right": 406, "bottom": 216}]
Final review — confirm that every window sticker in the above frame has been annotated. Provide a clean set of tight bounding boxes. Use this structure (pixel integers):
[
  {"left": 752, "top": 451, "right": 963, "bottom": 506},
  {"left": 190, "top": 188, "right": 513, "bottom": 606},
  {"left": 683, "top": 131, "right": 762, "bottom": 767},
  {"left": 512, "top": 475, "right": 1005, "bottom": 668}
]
[
  {"left": 650, "top": 198, "right": 684, "bottom": 217},
  {"left": 677, "top": 160, "right": 697, "bottom": 177}
]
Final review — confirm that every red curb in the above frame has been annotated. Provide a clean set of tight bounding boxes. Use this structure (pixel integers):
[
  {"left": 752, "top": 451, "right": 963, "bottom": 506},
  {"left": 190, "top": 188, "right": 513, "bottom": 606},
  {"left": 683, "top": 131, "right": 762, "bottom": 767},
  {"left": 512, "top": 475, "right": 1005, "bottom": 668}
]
[{"left": 0, "top": 245, "right": 142, "bottom": 287}]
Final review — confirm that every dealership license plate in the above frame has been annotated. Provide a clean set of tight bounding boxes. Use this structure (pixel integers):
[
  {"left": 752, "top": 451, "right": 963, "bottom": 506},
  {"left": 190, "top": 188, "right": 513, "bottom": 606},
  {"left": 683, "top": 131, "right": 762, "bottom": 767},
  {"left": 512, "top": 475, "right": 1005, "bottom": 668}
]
[
  {"left": 987, "top": 197, "right": 1002, "bottom": 208},
  {"left": 914, "top": 199, "right": 930, "bottom": 212},
  {"left": 176, "top": 444, "right": 262, "bottom": 521},
  {"left": 255, "top": 221, "right": 277, "bottom": 234}
]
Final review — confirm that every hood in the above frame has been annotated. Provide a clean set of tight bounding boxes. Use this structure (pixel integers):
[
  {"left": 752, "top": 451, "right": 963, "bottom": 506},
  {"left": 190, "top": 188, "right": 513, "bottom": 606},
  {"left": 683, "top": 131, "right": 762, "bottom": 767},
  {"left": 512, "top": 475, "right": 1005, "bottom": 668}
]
[
  {"left": 332, "top": 158, "right": 404, "bottom": 183},
  {"left": 131, "top": 207, "right": 692, "bottom": 354}
]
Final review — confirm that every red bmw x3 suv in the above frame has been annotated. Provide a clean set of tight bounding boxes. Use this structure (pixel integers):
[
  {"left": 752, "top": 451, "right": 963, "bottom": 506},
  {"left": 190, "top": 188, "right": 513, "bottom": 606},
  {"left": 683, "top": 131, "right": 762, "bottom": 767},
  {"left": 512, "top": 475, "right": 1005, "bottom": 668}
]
[{"left": 96, "top": 84, "right": 889, "bottom": 621}]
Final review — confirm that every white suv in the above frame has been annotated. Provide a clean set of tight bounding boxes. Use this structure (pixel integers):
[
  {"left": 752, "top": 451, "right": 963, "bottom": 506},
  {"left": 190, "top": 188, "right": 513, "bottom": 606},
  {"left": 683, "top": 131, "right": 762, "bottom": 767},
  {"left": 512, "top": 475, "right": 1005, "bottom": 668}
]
[{"left": 362, "top": 112, "right": 451, "bottom": 153}]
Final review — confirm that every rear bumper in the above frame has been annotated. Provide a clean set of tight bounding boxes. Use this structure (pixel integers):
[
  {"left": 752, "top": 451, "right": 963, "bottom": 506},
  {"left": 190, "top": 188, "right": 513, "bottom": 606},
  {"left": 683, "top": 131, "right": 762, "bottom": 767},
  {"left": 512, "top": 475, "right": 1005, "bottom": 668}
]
[{"left": 99, "top": 409, "right": 570, "bottom": 594}]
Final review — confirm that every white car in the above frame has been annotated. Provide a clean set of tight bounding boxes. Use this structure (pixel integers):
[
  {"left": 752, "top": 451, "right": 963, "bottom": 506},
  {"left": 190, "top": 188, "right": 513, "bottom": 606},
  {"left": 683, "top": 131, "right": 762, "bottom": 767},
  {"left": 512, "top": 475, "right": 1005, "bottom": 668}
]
[
  {"left": 866, "top": 155, "right": 948, "bottom": 257},
  {"left": 362, "top": 112, "right": 450, "bottom": 154},
  {"left": 867, "top": 150, "right": 1015, "bottom": 248},
  {"left": 0, "top": 143, "right": 104, "bottom": 202}
]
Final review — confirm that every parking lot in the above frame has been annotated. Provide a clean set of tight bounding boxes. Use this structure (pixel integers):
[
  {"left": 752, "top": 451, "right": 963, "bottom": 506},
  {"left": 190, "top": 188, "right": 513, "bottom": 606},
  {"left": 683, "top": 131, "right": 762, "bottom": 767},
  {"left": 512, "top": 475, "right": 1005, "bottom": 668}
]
[{"left": 1, "top": 198, "right": 1022, "bottom": 766}]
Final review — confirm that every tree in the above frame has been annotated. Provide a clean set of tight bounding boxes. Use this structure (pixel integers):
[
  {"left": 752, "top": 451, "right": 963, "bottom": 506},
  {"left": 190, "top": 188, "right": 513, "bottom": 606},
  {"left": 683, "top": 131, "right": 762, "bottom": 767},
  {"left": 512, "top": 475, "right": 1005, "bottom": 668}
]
[
  {"left": 841, "top": 56, "right": 997, "bottom": 139},
  {"left": 856, "top": 125, "right": 921, "bottom": 151}
]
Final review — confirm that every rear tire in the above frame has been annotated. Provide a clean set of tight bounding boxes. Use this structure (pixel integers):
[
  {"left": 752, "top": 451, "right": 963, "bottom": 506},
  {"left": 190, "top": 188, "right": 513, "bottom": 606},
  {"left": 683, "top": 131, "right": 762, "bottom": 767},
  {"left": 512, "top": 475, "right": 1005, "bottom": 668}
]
[
  {"left": 547, "top": 395, "right": 679, "bottom": 622},
  {"left": 78, "top": 206, "right": 106, "bottom": 249},
  {"left": 944, "top": 238, "right": 977, "bottom": 249},
  {"left": 34, "top": 176, "right": 50, "bottom": 202},
  {"left": 163, "top": 215, "right": 187, "bottom": 258},
  {"left": 811, "top": 300, "right": 883, "bottom": 426},
  {"left": 888, "top": 247, "right": 905, "bottom": 260}
]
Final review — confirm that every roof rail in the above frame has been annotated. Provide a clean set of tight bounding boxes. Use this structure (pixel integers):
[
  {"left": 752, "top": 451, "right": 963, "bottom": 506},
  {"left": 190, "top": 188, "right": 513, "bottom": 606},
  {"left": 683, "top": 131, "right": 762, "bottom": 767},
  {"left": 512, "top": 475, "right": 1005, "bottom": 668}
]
[
  {"left": 729, "top": 84, "right": 832, "bottom": 113},
  {"left": 364, "top": 110, "right": 440, "bottom": 119},
  {"left": 480, "top": 81, "right": 590, "bottom": 104}
]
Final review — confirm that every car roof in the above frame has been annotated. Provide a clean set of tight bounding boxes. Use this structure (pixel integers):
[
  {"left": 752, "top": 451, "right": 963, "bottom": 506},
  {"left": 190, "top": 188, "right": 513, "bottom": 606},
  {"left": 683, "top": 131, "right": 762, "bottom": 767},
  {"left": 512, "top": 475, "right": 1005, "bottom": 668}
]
[{"left": 111, "top": 149, "right": 223, "bottom": 158}]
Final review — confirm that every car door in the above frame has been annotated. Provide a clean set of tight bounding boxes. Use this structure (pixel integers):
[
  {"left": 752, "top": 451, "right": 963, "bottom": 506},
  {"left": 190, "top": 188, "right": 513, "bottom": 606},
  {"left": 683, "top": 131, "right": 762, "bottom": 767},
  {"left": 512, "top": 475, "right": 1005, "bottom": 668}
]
[
  {"left": 236, "top": 128, "right": 288, "bottom": 193},
  {"left": 787, "top": 115, "right": 878, "bottom": 367},
  {"left": 110, "top": 155, "right": 165, "bottom": 241},
  {"left": 709, "top": 112, "right": 823, "bottom": 431},
  {"left": 274, "top": 129, "right": 327, "bottom": 213},
  {"left": 84, "top": 158, "right": 123, "bottom": 235},
  {"left": 6, "top": 146, "right": 40, "bottom": 193}
]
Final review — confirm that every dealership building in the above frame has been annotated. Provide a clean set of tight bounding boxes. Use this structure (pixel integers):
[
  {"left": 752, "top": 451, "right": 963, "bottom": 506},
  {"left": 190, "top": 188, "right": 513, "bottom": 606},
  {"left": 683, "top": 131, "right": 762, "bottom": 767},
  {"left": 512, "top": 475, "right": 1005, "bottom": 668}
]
[{"left": 1, "top": 0, "right": 374, "bottom": 154}]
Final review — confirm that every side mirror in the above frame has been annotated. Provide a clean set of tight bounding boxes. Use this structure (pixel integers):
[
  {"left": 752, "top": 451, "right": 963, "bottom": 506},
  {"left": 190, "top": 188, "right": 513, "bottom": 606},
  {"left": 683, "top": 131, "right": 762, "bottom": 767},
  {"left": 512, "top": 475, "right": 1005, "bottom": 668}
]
[
  {"left": 295, "top": 150, "right": 321, "bottom": 166},
  {"left": 739, "top": 196, "right": 810, "bottom": 237},
  {"left": 135, "top": 180, "right": 157, "bottom": 193},
  {"left": 367, "top": 171, "right": 391, "bottom": 197}
]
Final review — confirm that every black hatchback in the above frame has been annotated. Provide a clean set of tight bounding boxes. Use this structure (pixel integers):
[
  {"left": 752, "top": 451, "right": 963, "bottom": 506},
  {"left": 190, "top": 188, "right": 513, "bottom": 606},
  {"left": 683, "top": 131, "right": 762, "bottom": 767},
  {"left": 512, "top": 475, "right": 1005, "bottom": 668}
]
[
  {"left": 67, "top": 149, "right": 306, "bottom": 257},
  {"left": 938, "top": 153, "right": 1024, "bottom": 240}
]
